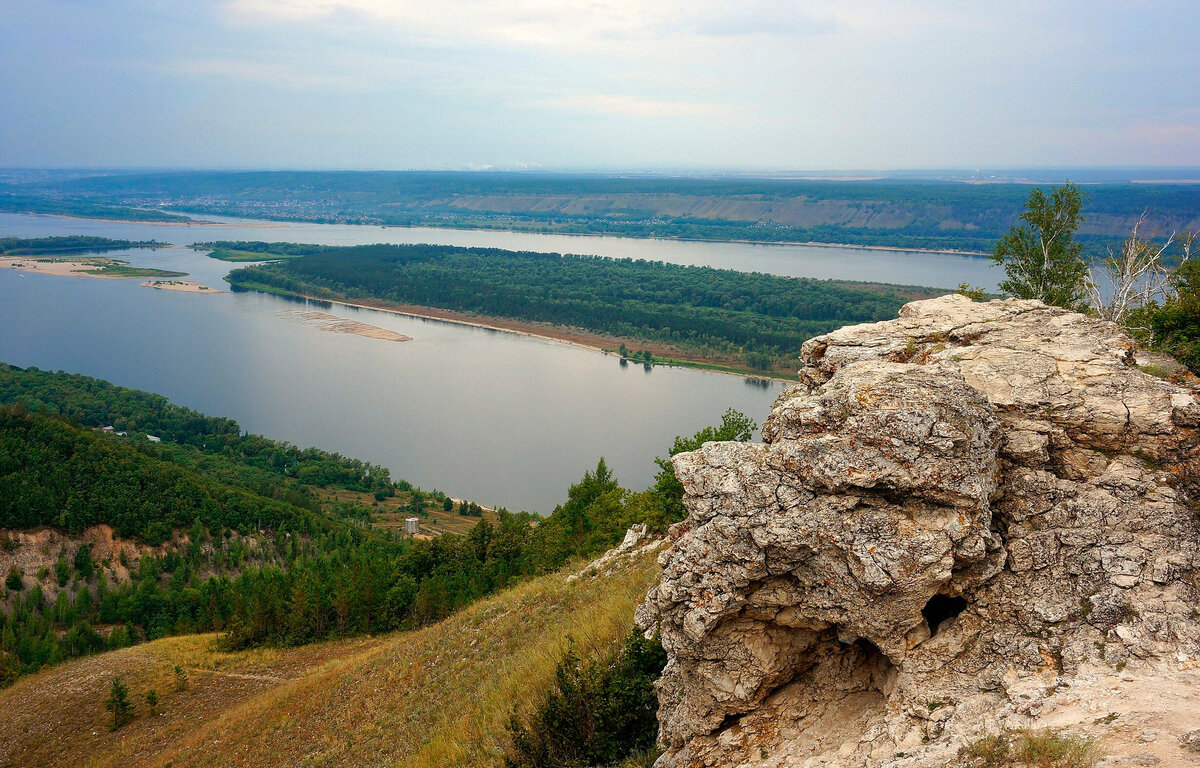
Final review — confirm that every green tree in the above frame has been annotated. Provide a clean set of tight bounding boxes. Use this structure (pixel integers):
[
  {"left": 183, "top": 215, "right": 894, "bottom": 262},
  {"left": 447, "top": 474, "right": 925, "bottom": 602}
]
[
  {"left": 1130, "top": 257, "right": 1200, "bottom": 374},
  {"left": 559, "top": 459, "right": 621, "bottom": 555},
  {"left": 54, "top": 553, "right": 70, "bottom": 587},
  {"left": 990, "top": 182, "right": 1087, "bottom": 309},
  {"left": 73, "top": 544, "right": 94, "bottom": 581},
  {"left": 174, "top": 664, "right": 189, "bottom": 691},
  {"left": 145, "top": 688, "right": 159, "bottom": 715},
  {"left": 649, "top": 408, "right": 756, "bottom": 528},
  {"left": 4, "top": 567, "right": 22, "bottom": 592},
  {"left": 443, "top": 497, "right": 454, "bottom": 512},
  {"left": 105, "top": 676, "right": 135, "bottom": 729}
]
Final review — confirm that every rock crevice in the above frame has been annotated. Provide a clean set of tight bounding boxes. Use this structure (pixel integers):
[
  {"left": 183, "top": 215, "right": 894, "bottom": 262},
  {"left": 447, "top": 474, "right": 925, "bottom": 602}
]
[{"left": 637, "top": 295, "right": 1200, "bottom": 767}]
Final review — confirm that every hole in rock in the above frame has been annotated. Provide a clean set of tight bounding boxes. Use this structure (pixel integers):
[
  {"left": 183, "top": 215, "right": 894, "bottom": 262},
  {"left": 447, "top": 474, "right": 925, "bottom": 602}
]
[
  {"left": 852, "top": 637, "right": 897, "bottom": 696},
  {"left": 922, "top": 594, "right": 968, "bottom": 636}
]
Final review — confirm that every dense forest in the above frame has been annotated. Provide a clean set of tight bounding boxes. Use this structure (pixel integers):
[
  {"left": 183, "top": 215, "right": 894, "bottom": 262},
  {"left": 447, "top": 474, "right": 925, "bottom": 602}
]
[
  {"left": 0, "top": 366, "right": 742, "bottom": 688},
  {"left": 7, "top": 170, "right": 1198, "bottom": 253},
  {"left": 0, "top": 236, "right": 165, "bottom": 256},
  {"left": 219, "top": 241, "right": 925, "bottom": 370}
]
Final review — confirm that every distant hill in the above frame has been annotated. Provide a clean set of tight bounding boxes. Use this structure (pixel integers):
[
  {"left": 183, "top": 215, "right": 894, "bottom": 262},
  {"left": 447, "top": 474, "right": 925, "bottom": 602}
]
[{"left": 9, "top": 170, "right": 1200, "bottom": 253}]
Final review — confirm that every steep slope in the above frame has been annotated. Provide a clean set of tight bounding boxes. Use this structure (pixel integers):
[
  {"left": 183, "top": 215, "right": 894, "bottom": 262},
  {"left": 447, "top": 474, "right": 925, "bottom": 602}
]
[
  {"left": 0, "top": 543, "right": 660, "bottom": 768},
  {"left": 638, "top": 295, "right": 1200, "bottom": 767}
]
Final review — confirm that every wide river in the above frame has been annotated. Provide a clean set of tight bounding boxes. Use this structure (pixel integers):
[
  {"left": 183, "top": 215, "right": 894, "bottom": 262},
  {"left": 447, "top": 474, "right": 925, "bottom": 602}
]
[{"left": 0, "top": 213, "right": 999, "bottom": 512}]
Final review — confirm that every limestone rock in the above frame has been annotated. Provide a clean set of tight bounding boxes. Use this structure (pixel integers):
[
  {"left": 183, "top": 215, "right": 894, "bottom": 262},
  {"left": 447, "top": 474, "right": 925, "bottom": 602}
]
[{"left": 638, "top": 296, "right": 1200, "bottom": 768}]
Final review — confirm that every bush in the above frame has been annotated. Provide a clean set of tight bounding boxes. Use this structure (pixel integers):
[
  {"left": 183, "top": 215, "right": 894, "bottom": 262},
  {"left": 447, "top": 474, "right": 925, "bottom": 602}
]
[
  {"left": 959, "top": 729, "right": 1102, "bottom": 768},
  {"left": 506, "top": 631, "right": 666, "bottom": 768},
  {"left": 5, "top": 567, "right": 23, "bottom": 592}
]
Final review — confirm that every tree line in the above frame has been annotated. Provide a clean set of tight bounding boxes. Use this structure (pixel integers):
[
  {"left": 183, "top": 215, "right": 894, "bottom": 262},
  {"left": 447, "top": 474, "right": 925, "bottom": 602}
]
[
  {"left": 223, "top": 242, "right": 919, "bottom": 369},
  {"left": 0, "top": 236, "right": 164, "bottom": 257}
]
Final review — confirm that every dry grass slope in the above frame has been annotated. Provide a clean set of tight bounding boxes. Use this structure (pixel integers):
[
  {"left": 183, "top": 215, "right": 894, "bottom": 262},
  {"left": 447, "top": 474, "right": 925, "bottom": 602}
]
[{"left": 0, "top": 548, "right": 660, "bottom": 768}]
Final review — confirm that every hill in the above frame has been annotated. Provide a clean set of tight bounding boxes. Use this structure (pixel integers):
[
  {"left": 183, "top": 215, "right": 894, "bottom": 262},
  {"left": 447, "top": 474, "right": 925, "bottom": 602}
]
[
  {"left": 12, "top": 170, "right": 1200, "bottom": 252},
  {"left": 0, "top": 544, "right": 660, "bottom": 768}
]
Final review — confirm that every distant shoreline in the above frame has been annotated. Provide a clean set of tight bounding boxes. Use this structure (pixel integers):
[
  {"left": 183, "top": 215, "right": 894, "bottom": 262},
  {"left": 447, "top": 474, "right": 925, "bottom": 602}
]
[
  {"left": 11, "top": 209, "right": 989, "bottom": 257},
  {"left": 9, "top": 211, "right": 283, "bottom": 228}
]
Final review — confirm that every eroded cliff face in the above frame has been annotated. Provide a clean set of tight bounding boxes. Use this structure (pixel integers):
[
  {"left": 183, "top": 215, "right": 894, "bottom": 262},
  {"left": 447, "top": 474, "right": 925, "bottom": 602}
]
[{"left": 636, "top": 295, "right": 1200, "bottom": 767}]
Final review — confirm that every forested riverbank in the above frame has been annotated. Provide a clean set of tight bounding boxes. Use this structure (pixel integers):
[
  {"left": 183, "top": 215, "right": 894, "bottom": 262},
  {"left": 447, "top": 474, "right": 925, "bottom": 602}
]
[{"left": 218, "top": 241, "right": 938, "bottom": 374}]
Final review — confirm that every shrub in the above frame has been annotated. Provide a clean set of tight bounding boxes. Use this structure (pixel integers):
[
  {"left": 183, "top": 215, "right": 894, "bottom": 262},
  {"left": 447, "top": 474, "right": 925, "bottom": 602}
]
[
  {"left": 959, "top": 729, "right": 1103, "bottom": 768},
  {"left": 506, "top": 630, "right": 666, "bottom": 768},
  {"left": 5, "top": 567, "right": 23, "bottom": 592}
]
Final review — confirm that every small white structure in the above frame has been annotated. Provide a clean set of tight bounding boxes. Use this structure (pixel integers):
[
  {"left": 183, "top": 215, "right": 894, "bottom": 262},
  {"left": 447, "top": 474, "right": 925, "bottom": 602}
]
[
  {"left": 404, "top": 517, "right": 420, "bottom": 535},
  {"left": 146, "top": 434, "right": 162, "bottom": 443}
]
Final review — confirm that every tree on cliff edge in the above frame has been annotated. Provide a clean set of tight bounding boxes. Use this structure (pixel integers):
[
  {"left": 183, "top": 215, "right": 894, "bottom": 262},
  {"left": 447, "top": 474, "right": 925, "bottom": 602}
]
[{"left": 991, "top": 182, "right": 1087, "bottom": 309}]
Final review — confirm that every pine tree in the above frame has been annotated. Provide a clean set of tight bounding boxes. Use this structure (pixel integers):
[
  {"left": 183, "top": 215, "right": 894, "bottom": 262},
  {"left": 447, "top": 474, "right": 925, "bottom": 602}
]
[{"left": 105, "top": 676, "right": 135, "bottom": 729}]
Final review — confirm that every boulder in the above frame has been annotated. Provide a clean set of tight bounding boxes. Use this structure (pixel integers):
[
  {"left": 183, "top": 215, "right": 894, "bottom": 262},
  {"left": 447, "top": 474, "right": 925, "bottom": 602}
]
[{"left": 637, "top": 296, "right": 1200, "bottom": 768}]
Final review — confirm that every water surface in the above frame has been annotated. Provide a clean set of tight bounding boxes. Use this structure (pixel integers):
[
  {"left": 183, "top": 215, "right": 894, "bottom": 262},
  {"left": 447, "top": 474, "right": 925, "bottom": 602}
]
[{"left": 0, "top": 212, "right": 998, "bottom": 512}]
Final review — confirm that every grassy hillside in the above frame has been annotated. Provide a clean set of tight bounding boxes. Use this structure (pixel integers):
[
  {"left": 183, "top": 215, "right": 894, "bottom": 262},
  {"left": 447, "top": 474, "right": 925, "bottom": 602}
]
[{"left": 0, "top": 546, "right": 659, "bottom": 768}]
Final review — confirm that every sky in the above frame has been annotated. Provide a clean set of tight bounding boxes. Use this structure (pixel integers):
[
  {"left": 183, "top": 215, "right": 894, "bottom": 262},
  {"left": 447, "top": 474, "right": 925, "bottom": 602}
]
[{"left": 2, "top": 0, "right": 1198, "bottom": 171}]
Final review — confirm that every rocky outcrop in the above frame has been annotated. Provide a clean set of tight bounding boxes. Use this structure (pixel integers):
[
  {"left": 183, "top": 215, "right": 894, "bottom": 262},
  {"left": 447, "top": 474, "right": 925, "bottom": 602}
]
[{"left": 637, "top": 295, "right": 1200, "bottom": 767}]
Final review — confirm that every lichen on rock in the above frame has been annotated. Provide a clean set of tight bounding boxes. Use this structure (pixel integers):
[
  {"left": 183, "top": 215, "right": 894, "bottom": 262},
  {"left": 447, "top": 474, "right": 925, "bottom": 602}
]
[{"left": 637, "top": 295, "right": 1200, "bottom": 768}]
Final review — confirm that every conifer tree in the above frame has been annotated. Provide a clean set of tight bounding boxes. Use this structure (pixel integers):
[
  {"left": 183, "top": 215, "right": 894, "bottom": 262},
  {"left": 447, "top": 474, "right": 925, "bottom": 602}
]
[{"left": 105, "top": 676, "right": 134, "bottom": 729}]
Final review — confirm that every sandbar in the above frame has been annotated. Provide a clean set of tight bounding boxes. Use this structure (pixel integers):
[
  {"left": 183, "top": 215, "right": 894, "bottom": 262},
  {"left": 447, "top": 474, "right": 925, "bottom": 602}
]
[
  {"left": 1, "top": 257, "right": 122, "bottom": 278},
  {"left": 294, "top": 311, "right": 411, "bottom": 342},
  {"left": 140, "top": 280, "right": 223, "bottom": 293}
]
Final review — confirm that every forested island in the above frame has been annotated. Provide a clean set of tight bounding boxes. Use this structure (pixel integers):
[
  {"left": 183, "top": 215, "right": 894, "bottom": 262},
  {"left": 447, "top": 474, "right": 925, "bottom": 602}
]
[
  {"left": 0, "top": 236, "right": 166, "bottom": 256},
  {"left": 215, "top": 241, "right": 938, "bottom": 374}
]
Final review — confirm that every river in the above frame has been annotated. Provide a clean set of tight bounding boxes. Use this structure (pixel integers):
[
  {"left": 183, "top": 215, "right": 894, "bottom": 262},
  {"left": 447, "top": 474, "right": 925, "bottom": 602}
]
[{"left": 0, "top": 212, "right": 999, "bottom": 512}]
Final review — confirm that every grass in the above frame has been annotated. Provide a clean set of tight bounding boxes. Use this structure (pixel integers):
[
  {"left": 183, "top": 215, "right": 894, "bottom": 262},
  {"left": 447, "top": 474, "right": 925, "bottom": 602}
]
[
  {"left": 205, "top": 248, "right": 306, "bottom": 262},
  {"left": 227, "top": 279, "right": 299, "bottom": 297},
  {"left": 0, "top": 545, "right": 660, "bottom": 768},
  {"left": 958, "top": 729, "right": 1103, "bottom": 768},
  {"left": 313, "top": 486, "right": 498, "bottom": 536},
  {"left": 92, "top": 263, "right": 187, "bottom": 278}
]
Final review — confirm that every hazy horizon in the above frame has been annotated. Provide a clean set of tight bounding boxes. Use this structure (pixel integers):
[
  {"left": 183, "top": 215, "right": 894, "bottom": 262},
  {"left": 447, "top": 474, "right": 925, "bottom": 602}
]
[{"left": 4, "top": 1, "right": 1198, "bottom": 170}]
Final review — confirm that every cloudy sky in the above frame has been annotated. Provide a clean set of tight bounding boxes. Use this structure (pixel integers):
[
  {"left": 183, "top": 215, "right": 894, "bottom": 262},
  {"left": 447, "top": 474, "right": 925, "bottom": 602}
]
[{"left": 2, "top": 0, "right": 1197, "bottom": 170}]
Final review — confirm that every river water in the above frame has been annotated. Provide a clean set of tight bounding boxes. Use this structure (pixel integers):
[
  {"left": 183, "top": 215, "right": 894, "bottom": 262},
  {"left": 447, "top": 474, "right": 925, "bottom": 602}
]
[{"left": 0, "top": 213, "right": 999, "bottom": 512}]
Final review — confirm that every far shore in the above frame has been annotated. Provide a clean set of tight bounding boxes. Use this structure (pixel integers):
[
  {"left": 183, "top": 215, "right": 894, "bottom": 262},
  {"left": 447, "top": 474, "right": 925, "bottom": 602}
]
[
  {"left": 7, "top": 208, "right": 990, "bottom": 256},
  {"left": 10, "top": 211, "right": 283, "bottom": 228}
]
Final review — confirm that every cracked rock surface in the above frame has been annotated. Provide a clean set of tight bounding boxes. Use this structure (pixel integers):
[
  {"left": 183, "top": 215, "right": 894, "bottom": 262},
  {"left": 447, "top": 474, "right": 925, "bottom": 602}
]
[{"left": 636, "top": 295, "right": 1200, "bottom": 768}]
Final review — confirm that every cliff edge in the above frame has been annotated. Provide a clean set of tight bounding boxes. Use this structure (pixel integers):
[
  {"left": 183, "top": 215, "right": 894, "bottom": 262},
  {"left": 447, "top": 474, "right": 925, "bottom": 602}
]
[{"left": 637, "top": 295, "right": 1200, "bottom": 767}]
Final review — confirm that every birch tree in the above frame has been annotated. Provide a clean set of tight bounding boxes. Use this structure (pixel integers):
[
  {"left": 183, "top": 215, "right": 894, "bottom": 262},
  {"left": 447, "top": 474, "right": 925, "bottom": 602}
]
[
  {"left": 991, "top": 182, "right": 1087, "bottom": 309},
  {"left": 1084, "top": 213, "right": 1194, "bottom": 329}
]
